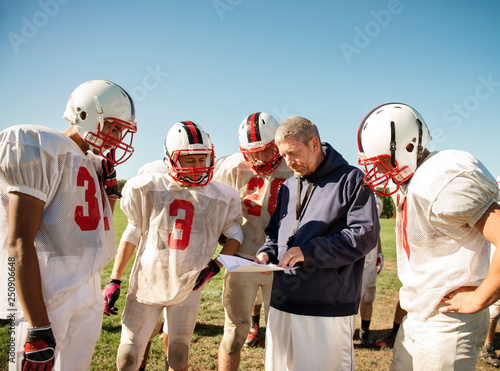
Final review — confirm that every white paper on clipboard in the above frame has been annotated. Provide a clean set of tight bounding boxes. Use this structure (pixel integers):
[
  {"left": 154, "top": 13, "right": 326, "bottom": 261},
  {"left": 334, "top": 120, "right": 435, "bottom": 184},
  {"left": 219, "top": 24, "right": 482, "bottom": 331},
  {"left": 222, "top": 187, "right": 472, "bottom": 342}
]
[{"left": 217, "top": 254, "right": 297, "bottom": 273}]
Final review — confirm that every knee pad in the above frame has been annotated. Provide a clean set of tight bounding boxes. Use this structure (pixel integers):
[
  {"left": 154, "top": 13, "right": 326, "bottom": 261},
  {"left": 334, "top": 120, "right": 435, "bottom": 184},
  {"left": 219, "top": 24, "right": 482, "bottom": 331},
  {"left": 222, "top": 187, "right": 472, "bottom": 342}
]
[
  {"left": 168, "top": 342, "right": 190, "bottom": 370},
  {"left": 222, "top": 321, "right": 250, "bottom": 354},
  {"left": 361, "top": 286, "right": 376, "bottom": 304},
  {"left": 117, "top": 343, "right": 140, "bottom": 371}
]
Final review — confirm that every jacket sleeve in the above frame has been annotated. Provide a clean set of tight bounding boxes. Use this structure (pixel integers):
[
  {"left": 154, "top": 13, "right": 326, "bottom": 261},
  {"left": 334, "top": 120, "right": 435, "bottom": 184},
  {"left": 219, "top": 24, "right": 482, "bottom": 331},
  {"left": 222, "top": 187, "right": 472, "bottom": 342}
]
[
  {"left": 257, "top": 182, "right": 290, "bottom": 264},
  {"left": 301, "top": 175, "right": 380, "bottom": 269}
]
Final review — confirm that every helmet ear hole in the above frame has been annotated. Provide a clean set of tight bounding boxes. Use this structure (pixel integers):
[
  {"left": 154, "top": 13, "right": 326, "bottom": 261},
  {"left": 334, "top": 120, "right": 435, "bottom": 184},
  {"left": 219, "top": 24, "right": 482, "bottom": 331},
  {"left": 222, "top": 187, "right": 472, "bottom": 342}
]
[
  {"left": 406, "top": 143, "right": 414, "bottom": 153},
  {"left": 79, "top": 111, "right": 87, "bottom": 120}
]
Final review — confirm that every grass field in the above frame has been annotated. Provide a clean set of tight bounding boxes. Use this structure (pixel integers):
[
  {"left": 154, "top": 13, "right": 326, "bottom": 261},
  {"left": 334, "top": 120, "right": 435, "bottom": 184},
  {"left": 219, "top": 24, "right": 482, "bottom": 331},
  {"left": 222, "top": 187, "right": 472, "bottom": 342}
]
[{"left": 1, "top": 205, "right": 498, "bottom": 370}]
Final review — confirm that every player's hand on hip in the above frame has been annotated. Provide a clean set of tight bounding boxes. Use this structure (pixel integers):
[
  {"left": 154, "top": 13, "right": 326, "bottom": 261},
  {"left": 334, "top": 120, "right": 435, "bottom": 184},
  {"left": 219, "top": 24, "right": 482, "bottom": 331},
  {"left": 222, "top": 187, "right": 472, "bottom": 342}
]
[
  {"left": 103, "top": 278, "right": 121, "bottom": 316},
  {"left": 439, "top": 286, "right": 480, "bottom": 314},
  {"left": 22, "top": 323, "right": 56, "bottom": 370},
  {"left": 278, "top": 247, "right": 304, "bottom": 268},
  {"left": 376, "top": 253, "right": 384, "bottom": 274},
  {"left": 193, "top": 259, "right": 220, "bottom": 291}
]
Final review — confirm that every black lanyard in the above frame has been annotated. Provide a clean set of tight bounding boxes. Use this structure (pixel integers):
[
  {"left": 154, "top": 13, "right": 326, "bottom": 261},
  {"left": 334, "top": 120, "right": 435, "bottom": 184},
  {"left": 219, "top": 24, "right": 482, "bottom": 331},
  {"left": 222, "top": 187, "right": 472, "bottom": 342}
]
[
  {"left": 296, "top": 177, "right": 315, "bottom": 221},
  {"left": 287, "top": 176, "right": 315, "bottom": 247}
]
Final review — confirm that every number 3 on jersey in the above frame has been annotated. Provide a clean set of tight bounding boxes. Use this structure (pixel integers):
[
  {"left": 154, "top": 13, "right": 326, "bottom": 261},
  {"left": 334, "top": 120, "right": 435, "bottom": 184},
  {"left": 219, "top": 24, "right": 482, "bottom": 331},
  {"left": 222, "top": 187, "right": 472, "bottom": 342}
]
[
  {"left": 244, "top": 177, "right": 286, "bottom": 217},
  {"left": 75, "top": 166, "right": 110, "bottom": 232},
  {"left": 168, "top": 199, "right": 194, "bottom": 250}
]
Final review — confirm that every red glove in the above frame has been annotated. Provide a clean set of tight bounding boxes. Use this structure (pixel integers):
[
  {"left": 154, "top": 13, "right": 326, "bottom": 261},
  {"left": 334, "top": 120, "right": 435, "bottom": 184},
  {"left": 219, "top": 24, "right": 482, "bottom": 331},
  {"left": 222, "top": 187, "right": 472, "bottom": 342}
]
[
  {"left": 103, "top": 278, "right": 121, "bottom": 316},
  {"left": 193, "top": 260, "right": 220, "bottom": 291},
  {"left": 22, "top": 324, "right": 56, "bottom": 370},
  {"left": 102, "top": 150, "right": 121, "bottom": 198},
  {"left": 376, "top": 253, "right": 384, "bottom": 274}
]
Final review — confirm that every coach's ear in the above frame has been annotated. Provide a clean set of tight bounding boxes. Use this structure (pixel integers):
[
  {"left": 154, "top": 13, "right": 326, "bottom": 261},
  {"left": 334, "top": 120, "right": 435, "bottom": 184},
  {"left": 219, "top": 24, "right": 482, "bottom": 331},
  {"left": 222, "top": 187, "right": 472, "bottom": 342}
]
[{"left": 309, "top": 137, "right": 321, "bottom": 153}]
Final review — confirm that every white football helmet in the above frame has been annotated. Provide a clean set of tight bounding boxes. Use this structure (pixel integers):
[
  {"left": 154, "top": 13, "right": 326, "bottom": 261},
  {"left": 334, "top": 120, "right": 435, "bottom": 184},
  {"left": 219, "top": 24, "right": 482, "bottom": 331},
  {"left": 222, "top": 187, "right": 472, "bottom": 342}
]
[
  {"left": 63, "top": 79, "right": 136, "bottom": 165},
  {"left": 238, "top": 112, "right": 282, "bottom": 175},
  {"left": 357, "top": 103, "right": 431, "bottom": 196},
  {"left": 164, "top": 121, "right": 215, "bottom": 186}
]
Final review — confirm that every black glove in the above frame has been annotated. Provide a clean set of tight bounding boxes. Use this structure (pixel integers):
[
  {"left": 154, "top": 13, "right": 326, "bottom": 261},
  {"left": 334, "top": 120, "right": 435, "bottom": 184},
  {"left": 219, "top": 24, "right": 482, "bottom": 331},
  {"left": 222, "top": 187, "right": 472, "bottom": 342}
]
[
  {"left": 193, "top": 260, "right": 220, "bottom": 291},
  {"left": 22, "top": 324, "right": 56, "bottom": 370},
  {"left": 102, "top": 150, "right": 121, "bottom": 198},
  {"left": 218, "top": 234, "right": 227, "bottom": 246},
  {"left": 103, "top": 278, "right": 121, "bottom": 316}
]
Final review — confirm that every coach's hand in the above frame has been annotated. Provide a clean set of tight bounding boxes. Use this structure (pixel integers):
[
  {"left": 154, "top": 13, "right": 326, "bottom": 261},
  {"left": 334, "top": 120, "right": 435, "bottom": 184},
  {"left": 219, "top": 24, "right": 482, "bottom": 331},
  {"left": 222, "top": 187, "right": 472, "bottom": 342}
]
[
  {"left": 278, "top": 247, "right": 304, "bottom": 269},
  {"left": 376, "top": 253, "right": 384, "bottom": 274},
  {"left": 103, "top": 278, "right": 121, "bottom": 316},
  {"left": 22, "top": 324, "right": 56, "bottom": 370},
  {"left": 102, "top": 150, "right": 122, "bottom": 198},
  {"left": 254, "top": 253, "right": 272, "bottom": 275},
  {"left": 193, "top": 260, "right": 220, "bottom": 291}
]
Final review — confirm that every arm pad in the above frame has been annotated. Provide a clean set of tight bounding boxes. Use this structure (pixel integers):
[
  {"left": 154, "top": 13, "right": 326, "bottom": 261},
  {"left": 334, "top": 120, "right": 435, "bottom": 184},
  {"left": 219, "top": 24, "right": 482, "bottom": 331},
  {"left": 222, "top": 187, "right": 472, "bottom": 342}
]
[{"left": 121, "top": 223, "right": 142, "bottom": 245}]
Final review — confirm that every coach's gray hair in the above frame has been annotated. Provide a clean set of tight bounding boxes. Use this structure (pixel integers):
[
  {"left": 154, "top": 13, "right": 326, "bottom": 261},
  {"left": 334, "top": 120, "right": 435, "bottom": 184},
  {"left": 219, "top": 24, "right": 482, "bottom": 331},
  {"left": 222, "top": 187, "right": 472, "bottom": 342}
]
[{"left": 275, "top": 116, "right": 321, "bottom": 145}]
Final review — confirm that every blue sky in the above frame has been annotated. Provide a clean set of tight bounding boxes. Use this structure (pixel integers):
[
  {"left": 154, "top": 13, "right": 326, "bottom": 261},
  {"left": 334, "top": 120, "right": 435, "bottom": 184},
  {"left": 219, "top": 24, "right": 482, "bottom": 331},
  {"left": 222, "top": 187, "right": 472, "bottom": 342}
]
[{"left": 1, "top": 0, "right": 499, "bottom": 180}]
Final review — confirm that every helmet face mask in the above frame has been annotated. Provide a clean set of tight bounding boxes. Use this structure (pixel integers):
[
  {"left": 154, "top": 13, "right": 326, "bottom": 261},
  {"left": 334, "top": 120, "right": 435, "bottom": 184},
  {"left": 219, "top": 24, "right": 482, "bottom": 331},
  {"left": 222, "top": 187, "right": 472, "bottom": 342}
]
[
  {"left": 238, "top": 112, "right": 282, "bottom": 175},
  {"left": 358, "top": 153, "right": 411, "bottom": 196},
  {"left": 240, "top": 141, "right": 281, "bottom": 175},
  {"left": 164, "top": 121, "right": 214, "bottom": 186},
  {"left": 357, "top": 103, "right": 431, "bottom": 196},
  {"left": 63, "top": 80, "right": 137, "bottom": 165}
]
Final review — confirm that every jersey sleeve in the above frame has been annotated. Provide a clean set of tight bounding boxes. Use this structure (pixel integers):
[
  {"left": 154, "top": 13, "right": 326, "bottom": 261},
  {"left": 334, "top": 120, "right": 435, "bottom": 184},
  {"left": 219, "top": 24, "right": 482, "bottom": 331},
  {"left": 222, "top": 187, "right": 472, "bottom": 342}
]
[
  {"left": 220, "top": 186, "right": 244, "bottom": 243},
  {"left": 120, "top": 177, "right": 144, "bottom": 228},
  {"left": 0, "top": 128, "right": 54, "bottom": 202},
  {"left": 430, "top": 170, "right": 499, "bottom": 231},
  {"left": 213, "top": 155, "right": 234, "bottom": 186}
]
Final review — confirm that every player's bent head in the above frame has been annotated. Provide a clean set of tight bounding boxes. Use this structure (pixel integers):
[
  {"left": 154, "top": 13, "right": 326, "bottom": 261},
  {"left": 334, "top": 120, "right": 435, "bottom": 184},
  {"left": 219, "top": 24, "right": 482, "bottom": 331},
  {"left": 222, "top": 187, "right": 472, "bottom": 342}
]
[
  {"left": 238, "top": 112, "right": 282, "bottom": 175},
  {"left": 357, "top": 103, "right": 431, "bottom": 196},
  {"left": 63, "top": 79, "right": 137, "bottom": 165},
  {"left": 164, "top": 121, "right": 215, "bottom": 186}
]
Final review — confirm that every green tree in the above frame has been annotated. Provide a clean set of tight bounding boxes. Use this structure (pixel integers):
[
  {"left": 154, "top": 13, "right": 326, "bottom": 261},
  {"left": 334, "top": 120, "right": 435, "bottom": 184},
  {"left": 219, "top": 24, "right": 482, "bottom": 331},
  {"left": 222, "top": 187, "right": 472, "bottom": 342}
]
[
  {"left": 117, "top": 179, "right": 127, "bottom": 193},
  {"left": 378, "top": 194, "right": 395, "bottom": 219}
]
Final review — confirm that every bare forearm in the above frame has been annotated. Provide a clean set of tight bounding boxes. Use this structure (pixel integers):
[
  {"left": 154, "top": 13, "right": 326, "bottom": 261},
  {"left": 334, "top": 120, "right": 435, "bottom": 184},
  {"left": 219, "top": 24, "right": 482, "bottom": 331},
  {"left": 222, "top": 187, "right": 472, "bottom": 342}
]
[
  {"left": 7, "top": 192, "right": 48, "bottom": 327},
  {"left": 110, "top": 241, "right": 137, "bottom": 280},
  {"left": 468, "top": 254, "right": 500, "bottom": 312},
  {"left": 216, "top": 238, "right": 240, "bottom": 268},
  {"left": 9, "top": 241, "right": 49, "bottom": 327},
  {"left": 219, "top": 238, "right": 240, "bottom": 257},
  {"left": 108, "top": 196, "right": 118, "bottom": 213}
]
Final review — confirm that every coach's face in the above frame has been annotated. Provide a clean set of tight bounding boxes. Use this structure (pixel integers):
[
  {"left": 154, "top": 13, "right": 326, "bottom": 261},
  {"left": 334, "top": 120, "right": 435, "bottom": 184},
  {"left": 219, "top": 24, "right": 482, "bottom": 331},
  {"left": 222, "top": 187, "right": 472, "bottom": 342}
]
[{"left": 277, "top": 136, "right": 322, "bottom": 177}]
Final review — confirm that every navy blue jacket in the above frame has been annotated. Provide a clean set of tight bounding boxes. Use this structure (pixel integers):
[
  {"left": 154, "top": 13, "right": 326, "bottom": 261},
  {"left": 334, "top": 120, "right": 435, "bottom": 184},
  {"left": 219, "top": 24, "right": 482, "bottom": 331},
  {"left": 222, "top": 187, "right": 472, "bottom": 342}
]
[{"left": 258, "top": 143, "right": 380, "bottom": 317}]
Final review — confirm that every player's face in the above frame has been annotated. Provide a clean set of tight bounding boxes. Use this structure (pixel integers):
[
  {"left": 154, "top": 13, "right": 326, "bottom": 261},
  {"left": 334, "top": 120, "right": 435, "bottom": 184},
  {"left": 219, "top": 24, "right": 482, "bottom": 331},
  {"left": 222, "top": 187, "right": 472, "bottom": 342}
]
[
  {"left": 101, "top": 120, "right": 123, "bottom": 150},
  {"left": 278, "top": 136, "right": 318, "bottom": 177},
  {"left": 178, "top": 154, "right": 208, "bottom": 181},
  {"left": 376, "top": 156, "right": 395, "bottom": 174},
  {"left": 247, "top": 148, "right": 275, "bottom": 164}
]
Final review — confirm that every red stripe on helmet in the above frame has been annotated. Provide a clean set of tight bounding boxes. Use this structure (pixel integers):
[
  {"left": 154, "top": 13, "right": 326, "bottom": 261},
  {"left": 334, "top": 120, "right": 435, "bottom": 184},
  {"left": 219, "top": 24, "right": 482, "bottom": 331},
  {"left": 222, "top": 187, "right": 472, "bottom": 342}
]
[
  {"left": 183, "top": 121, "right": 201, "bottom": 144},
  {"left": 249, "top": 113, "right": 258, "bottom": 142}
]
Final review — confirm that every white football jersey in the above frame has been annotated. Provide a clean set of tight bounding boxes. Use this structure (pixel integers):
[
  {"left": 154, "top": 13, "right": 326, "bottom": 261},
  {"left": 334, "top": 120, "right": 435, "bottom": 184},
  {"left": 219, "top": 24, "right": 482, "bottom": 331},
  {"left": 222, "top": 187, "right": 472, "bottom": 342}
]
[
  {"left": 0, "top": 125, "right": 116, "bottom": 317},
  {"left": 121, "top": 173, "right": 243, "bottom": 306},
  {"left": 137, "top": 159, "right": 168, "bottom": 175},
  {"left": 214, "top": 153, "right": 293, "bottom": 260},
  {"left": 395, "top": 150, "right": 498, "bottom": 320}
]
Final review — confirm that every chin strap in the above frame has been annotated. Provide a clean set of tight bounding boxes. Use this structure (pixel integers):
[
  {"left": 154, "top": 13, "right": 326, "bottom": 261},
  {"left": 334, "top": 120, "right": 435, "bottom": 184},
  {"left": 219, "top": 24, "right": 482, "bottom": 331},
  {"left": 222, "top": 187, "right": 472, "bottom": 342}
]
[
  {"left": 390, "top": 121, "right": 397, "bottom": 168},
  {"left": 416, "top": 119, "right": 424, "bottom": 162}
]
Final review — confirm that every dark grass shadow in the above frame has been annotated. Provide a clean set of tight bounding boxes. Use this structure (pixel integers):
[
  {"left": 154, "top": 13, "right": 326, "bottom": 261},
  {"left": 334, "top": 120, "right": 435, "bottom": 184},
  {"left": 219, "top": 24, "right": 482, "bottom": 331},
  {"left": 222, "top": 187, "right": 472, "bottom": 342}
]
[
  {"left": 193, "top": 322, "right": 224, "bottom": 337},
  {"left": 101, "top": 323, "right": 123, "bottom": 334},
  {"left": 353, "top": 328, "right": 395, "bottom": 350}
]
